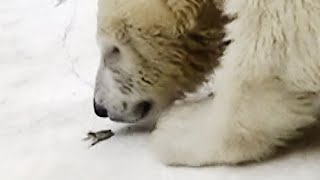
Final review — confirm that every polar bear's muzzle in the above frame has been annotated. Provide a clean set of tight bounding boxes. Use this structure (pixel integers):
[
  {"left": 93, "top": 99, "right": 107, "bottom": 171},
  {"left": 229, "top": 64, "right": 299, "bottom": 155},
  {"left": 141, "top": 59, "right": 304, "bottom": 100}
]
[
  {"left": 93, "top": 100, "right": 109, "bottom": 118},
  {"left": 93, "top": 98, "right": 153, "bottom": 123}
]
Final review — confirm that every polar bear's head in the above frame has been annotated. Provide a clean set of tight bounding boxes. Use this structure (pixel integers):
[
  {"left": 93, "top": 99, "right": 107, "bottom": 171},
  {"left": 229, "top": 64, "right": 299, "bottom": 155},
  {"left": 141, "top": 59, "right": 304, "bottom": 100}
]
[{"left": 94, "top": 0, "right": 230, "bottom": 123}]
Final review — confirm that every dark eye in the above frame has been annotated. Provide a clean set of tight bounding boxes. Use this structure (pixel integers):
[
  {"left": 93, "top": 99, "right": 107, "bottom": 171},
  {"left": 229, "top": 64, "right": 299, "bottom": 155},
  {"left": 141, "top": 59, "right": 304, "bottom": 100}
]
[
  {"left": 106, "top": 46, "right": 120, "bottom": 57},
  {"left": 104, "top": 46, "right": 120, "bottom": 65},
  {"left": 111, "top": 46, "right": 120, "bottom": 54}
]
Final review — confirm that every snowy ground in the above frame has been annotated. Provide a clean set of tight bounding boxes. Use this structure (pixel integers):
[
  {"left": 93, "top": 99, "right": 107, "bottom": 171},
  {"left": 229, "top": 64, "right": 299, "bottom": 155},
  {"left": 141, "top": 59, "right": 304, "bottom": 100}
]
[{"left": 1, "top": 0, "right": 320, "bottom": 179}]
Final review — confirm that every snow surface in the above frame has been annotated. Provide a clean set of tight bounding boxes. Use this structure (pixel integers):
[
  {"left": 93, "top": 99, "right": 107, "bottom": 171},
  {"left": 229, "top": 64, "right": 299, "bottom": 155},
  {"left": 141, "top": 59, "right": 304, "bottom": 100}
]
[{"left": 1, "top": 0, "right": 320, "bottom": 179}]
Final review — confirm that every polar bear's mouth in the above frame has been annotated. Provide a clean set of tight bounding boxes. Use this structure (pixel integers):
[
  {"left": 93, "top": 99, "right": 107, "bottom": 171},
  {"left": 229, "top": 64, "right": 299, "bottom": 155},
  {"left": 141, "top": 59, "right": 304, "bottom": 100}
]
[
  {"left": 135, "top": 100, "right": 153, "bottom": 120},
  {"left": 93, "top": 96, "right": 154, "bottom": 123}
]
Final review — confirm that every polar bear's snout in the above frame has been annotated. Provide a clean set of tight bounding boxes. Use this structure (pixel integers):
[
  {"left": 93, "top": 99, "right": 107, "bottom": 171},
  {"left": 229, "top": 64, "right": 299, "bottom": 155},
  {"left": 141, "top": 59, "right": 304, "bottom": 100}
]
[
  {"left": 93, "top": 95, "right": 153, "bottom": 123},
  {"left": 93, "top": 99, "right": 109, "bottom": 118}
]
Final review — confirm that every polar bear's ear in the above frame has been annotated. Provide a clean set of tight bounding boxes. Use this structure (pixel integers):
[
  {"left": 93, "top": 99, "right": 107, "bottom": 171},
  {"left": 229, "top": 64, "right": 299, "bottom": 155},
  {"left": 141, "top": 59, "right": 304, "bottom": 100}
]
[{"left": 162, "top": 0, "right": 208, "bottom": 36}]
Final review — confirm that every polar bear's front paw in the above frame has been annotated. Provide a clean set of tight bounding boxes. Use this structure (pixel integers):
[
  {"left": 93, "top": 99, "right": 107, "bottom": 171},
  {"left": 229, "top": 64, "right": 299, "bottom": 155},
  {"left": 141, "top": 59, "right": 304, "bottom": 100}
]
[
  {"left": 150, "top": 129, "right": 198, "bottom": 166},
  {"left": 150, "top": 98, "right": 218, "bottom": 166},
  {"left": 150, "top": 132, "right": 177, "bottom": 166}
]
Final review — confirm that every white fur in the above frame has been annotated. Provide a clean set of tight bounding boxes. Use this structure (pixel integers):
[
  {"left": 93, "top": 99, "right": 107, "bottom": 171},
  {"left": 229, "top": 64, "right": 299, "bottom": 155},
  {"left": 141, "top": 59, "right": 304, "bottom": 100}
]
[{"left": 151, "top": 0, "right": 320, "bottom": 166}]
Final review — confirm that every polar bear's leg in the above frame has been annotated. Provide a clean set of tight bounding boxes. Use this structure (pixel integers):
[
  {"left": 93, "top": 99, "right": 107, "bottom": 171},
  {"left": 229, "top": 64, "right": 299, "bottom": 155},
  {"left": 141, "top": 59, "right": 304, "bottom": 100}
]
[
  {"left": 151, "top": 97, "right": 225, "bottom": 166},
  {"left": 151, "top": 78, "right": 317, "bottom": 166}
]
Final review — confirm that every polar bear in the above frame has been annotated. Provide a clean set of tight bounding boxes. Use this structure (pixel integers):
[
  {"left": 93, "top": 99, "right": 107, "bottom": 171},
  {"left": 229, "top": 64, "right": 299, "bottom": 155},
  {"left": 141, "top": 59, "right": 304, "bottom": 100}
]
[{"left": 94, "top": 0, "right": 320, "bottom": 166}]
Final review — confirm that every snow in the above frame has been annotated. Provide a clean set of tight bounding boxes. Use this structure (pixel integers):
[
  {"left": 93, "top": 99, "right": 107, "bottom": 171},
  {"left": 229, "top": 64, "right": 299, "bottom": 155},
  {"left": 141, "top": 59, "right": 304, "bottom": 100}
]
[{"left": 1, "top": 0, "right": 320, "bottom": 179}]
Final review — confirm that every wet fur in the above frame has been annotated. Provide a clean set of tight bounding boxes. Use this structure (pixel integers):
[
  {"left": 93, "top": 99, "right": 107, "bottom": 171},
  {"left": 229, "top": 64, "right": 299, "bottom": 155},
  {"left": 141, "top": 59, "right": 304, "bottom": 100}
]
[
  {"left": 96, "top": 0, "right": 320, "bottom": 166},
  {"left": 95, "top": 0, "right": 229, "bottom": 123},
  {"left": 151, "top": 0, "right": 320, "bottom": 166}
]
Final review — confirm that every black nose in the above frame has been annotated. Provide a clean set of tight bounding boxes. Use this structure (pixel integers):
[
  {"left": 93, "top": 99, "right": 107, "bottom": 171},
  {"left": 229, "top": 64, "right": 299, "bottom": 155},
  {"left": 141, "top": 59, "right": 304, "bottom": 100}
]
[
  {"left": 94, "top": 100, "right": 109, "bottom": 117},
  {"left": 134, "top": 101, "right": 152, "bottom": 119}
]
